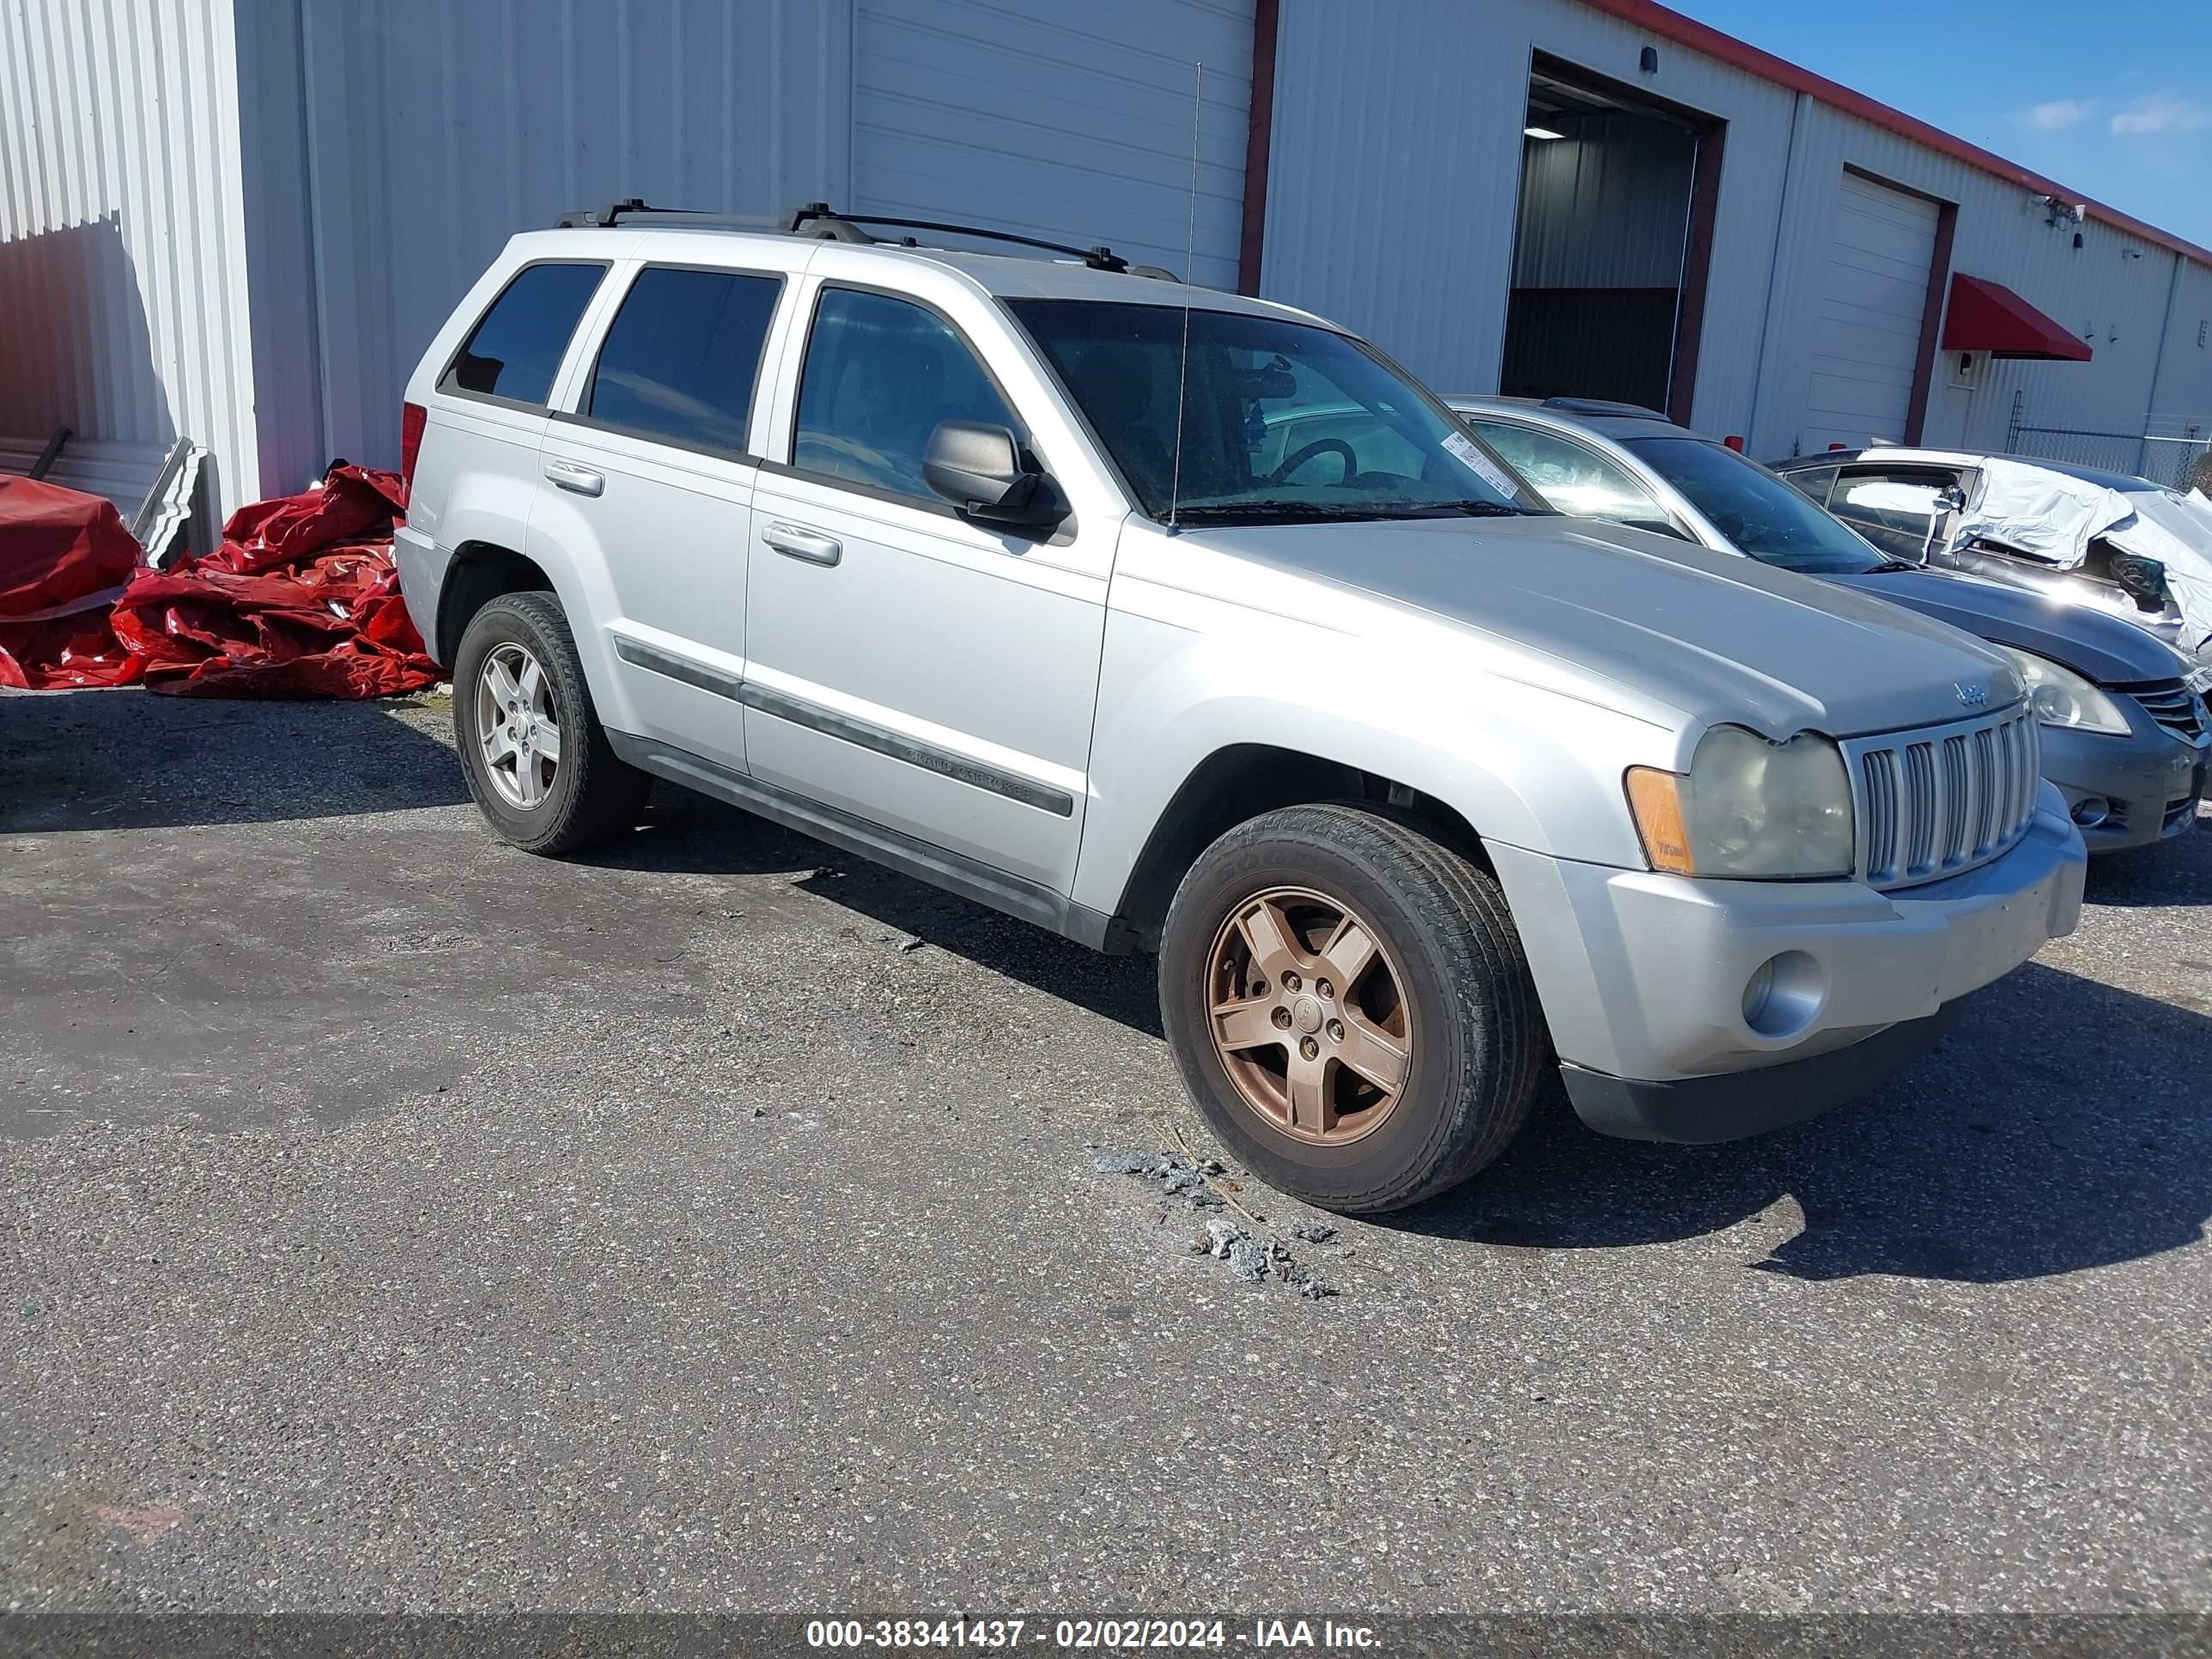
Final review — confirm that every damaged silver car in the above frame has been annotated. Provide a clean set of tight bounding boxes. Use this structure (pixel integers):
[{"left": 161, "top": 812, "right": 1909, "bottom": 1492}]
[{"left": 1771, "top": 447, "right": 2212, "bottom": 665}]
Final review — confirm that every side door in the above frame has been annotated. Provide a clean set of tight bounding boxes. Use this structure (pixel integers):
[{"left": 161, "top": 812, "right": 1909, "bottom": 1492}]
[
  {"left": 1459, "top": 418, "right": 1690, "bottom": 540},
  {"left": 530, "top": 258, "right": 796, "bottom": 774},
  {"left": 742, "top": 277, "right": 1115, "bottom": 894}
]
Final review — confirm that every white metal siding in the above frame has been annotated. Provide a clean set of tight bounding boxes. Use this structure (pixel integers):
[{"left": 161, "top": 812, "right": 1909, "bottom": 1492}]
[
  {"left": 1799, "top": 169, "right": 1938, "bottom": 452},
  {"left": 1262, "top": 0, "right": 2211, "bottom": 462},
  {"left": 1262, "top": 0, "right": 1796, "bottom": 427},
  {"left": 0, "top": 0, "right": 260, "bottom": 519},
  {"left": 850, "top": 0, "right": 1253, "bottom": 291},
  {"left": 234, "top": 0, "right": 856, "bottom": 488}
]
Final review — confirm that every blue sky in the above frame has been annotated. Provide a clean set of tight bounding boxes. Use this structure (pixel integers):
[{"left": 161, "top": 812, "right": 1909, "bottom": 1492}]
[{"left": 1670, "top": 0, "right": 2212, "bottom": 249}]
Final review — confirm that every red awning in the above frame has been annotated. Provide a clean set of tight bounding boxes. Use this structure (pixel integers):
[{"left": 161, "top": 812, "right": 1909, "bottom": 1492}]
[{"left": 1941, "top": 274, "right": 2092, "bottom": 362}]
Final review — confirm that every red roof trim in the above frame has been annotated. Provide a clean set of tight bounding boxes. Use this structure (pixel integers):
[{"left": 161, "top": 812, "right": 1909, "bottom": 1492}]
[
  {"left": 1941, "top": 274, "right": 2093, "bottom": 361},
  {"left": 1574, "top": 0, "right": 2212, "bottom": 270}
]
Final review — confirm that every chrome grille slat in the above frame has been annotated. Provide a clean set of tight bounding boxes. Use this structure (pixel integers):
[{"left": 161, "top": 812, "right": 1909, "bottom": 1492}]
[
  {"left": 1845, "top": 706, "right": 2039, "bottom": 890},
  {"left": 1971, "top": 726, "right": 1996, "bottom": 854},
  {"left": 1903, "top": 741, "right": 1937, "bottom": 875},
  {"left": 2133, "top": 681, "right": 2207, "bottom": 743}
]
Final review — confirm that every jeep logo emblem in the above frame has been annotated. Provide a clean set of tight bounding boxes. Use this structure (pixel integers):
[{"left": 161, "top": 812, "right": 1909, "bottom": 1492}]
[{"left": 1954, "top": 681, "right": 1989, "bottom": 708}]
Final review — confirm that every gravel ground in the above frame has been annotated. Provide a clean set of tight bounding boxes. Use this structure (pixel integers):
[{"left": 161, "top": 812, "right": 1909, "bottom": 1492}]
[{"left": 3, "top": 688, "right": 2209, "bottom": 1613}]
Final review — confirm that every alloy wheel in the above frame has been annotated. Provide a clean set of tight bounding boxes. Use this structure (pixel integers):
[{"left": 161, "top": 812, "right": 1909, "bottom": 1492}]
[
  {"left": 475, "top": 641, "right": 562, "bottom": 810},
  {"left": 1205, "top": 885, "right": 1413, "bottom": 1144}
]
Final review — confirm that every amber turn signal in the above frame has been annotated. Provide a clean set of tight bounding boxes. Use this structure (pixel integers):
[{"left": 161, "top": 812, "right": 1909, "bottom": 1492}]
[{"left": 1625, "top": 767, "right": 1696, "bottom": 874}]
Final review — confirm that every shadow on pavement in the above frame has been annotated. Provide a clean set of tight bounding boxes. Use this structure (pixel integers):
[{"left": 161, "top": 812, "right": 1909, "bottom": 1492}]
[
  {"left": 2079, "top": 806, "right": 2212, "bottom": 908},
  {"left": 15, "top": 692, "right": 2203, "bottom": 1286},
  {"left": 0, "top": 688, "right": 470, "bottom": 832},
  {"left": 1399, "top": 961, "right": 2212, "bottom": 1284},
  {"left": 581, "top": 785, "right": 1172, "bottom": 1036}
]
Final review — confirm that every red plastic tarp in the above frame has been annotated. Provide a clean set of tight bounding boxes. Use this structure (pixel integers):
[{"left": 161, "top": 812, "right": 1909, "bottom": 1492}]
[
  {"left": 111, "top": 465, "right": 440, "bottom": 699},
  {"left": 0, "top": 476, "right": 145, "bottom": 689},
  {"left": 0, "top": 463, "right": 440, "bottom": 699}
]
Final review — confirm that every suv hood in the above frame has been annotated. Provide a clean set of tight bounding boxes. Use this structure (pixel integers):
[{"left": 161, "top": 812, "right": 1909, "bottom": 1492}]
[
  {"left": 1824, "top": 568, "right": 2186, "bottom": 688},
  {"left": 1188, "top": 514, "right": 2019, "bottom": 738}
]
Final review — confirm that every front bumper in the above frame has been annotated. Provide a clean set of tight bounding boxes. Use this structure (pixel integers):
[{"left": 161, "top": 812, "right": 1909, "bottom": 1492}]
[
  {"left": 1492, "top": 793, "right": 2086, "bottom": 1143},
  {"left": 2042, "top": 715, "right": 2206, "bottom": 854}
]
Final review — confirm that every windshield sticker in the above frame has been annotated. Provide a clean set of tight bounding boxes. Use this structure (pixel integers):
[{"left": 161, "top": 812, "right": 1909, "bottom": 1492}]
[{"left": 1443, "top": 430, "right": 1517, "bottom": 497}]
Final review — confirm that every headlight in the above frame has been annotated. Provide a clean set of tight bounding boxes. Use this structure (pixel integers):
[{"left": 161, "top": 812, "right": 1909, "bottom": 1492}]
[
  {"left": 1996, "top": 646, "right": 2131, "bottom": 735},
  {"left": 1626, "top": 726, "right": 1855, "bottom": 878}
]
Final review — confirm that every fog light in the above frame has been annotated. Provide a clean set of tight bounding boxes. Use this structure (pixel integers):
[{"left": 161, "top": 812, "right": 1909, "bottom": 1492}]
[
  {"left": 1741, "top": 951, "right": 1826, "bottom": 1038},
  {"left": 1741, "top": 959, "right": 1775, "bottom": 1024},
  {"left": 2070, "top": 796, "right": 2109, "bottom": 828}
]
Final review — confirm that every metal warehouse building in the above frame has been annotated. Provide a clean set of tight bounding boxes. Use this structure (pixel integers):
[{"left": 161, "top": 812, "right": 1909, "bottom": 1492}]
[{"left": 6, "top": 0, "right": 2210, "bottom": 527}]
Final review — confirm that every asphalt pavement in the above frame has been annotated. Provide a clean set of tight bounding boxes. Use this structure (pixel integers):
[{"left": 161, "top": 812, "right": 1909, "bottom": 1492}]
[{"left": 3, "top": 688, "right": 2209, "bottom": 1613}]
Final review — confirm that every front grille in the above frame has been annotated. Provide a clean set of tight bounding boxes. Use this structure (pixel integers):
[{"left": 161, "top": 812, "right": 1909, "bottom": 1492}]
[
  {"left": 1847, "top": 705, "right": 2040, "bottom": 888},
  {"left": 2133, "top": 681, "right": 2207, "bottom": 743}
]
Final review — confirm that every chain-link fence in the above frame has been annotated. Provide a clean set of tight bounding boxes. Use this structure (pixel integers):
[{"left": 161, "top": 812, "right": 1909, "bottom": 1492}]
[{"left": 2004, "top": 392, "right": 2212, "bottom": 491}]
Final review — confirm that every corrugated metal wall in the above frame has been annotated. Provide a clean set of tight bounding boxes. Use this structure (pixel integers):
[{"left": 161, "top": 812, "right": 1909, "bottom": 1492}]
[
  {"left": 1262, "top": 0, "right": 1796, "bottom": 425},
  {"left": 1753, "top": 100, "right": 2203, "bottom": 459},
  {"left": 235, "top": 0, "right": 1255, "bottom": 489},
  {"left": 850, "top": 0, "right": 1252, "bottom": 290},
  {"left": 232, "top": 0, "right": 856, "bottom": 493},
  {"left": 0, "top": 0, "right": 260, "bottom": 519},
  {"left": 1261, "top": 0, "right": 2212, "bottom": 464}
]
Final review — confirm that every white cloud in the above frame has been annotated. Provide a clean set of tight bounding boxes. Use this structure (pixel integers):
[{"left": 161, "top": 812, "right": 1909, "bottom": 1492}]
[
  {"left": 2109, "top": 92, "right": 2212, "bottom": 135},
  {"left": 2021, "top": 99, "right": 2094, "bottom": 131}
]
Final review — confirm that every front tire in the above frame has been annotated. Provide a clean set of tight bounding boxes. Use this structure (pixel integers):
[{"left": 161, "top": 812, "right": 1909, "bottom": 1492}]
[
  {"left": 452, "top": 591, "right": 647, "bottom": 855},
  {"left": 1158, "top": 804, "right": 1547, "bottom": 1214}
]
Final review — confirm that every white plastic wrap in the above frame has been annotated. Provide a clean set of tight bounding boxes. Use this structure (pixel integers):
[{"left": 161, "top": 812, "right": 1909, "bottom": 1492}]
[
  {"left": 1957, "top": 457, "right": 2133, "bottom": 567},
  {"left": 2106, "top": 488, "right": 2212, "bottom": 658}
]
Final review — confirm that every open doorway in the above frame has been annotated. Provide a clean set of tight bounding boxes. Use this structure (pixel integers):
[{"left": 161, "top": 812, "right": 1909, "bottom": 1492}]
[{"left": 1502, "top": 56, "right": 1722, "bottom": 422}]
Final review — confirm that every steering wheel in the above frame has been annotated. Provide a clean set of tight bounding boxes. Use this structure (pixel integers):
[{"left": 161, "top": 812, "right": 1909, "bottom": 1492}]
[{"left": 1267, "top": 438, "right": 1358, "bottom": 487}]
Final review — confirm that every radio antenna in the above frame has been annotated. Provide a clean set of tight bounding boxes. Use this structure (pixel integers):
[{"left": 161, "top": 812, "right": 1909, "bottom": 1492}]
[{"left": 1167, "top": 59, "right": 1202, "bottom": 530}]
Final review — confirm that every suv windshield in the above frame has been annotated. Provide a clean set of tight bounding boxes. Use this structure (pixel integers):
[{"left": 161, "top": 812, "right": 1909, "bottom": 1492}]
[
  {"left": 1007, "top": 299, "right": 1539, "bottom": 526},
  {"left": 1626, "top": 436, "right": 1887, "bottom": 574}
]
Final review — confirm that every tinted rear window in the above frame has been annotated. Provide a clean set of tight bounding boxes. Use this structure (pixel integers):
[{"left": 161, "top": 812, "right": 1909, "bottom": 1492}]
[
  {"left": 586, "top": 267, "right": 783, "bottom": 453},
  {"left": 442, "top": 262, "right": 606, "bottom": 405}
]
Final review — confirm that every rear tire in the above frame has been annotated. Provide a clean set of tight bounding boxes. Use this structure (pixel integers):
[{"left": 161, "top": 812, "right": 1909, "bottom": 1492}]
[
  {"left": 1158, "top": 803, "right": 1547, "bottom": 1214},
  {"left": 452, "top": 591, "right": 648, "bottom": 855}
]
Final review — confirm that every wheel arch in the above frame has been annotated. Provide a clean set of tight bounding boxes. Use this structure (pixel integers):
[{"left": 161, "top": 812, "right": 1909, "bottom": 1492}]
[
  {"left": 437, "top": 540, "right": 556, "bottom": 664},
  {"left": 1104, "top": 743, "right": 1490, "bottom": 952}
]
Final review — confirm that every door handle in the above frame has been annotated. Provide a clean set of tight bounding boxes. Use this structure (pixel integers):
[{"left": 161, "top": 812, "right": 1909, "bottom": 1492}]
[
  {"left": 763, "top": 522, "right": 842, "bottom": 567},
  {"left": 543, "top": 459, "right": 605, "bottom": 497}
]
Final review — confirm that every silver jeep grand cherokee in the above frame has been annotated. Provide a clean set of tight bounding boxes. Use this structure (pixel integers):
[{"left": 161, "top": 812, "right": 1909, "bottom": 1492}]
[{"left": 392, "top": 203, "right": 2085, "bottom": 1215}]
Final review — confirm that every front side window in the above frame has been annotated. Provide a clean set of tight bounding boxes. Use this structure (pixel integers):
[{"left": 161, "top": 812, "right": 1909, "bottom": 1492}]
[
  {"left": 586, "top": 267, "right": 782, "bottom": 453},
  {"left": 1626, "top": 438, "right": 1885, "bottom": 574},
  {"left": 442, "top": 262, "right": 607, "bottom": 405},
  {"left": 1828, "top": 469, "right": 1959, "bottom": 560},
  {"left": 1009, "top": 299, "right": 1538, "bottom": 526},
  {"left": 1460, "top": 419, "right": 1676, "bottom": 532},
  {"left": 793, "top": 289, "right": 1024, "bottom": 499}
]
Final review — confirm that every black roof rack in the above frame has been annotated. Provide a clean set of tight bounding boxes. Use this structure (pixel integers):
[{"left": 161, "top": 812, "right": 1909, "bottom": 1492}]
[{"left": 551, "top": 199, "right": 1177, "bottom": 279}]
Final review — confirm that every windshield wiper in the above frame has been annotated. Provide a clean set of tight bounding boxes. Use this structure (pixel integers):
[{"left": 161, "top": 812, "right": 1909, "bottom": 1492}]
[
  {"left": 1172, "top": 500, "right": 1525, "bottom": 526},
  {"left": 1430, "top": 500, "right": 1526, "bottom": 518}
]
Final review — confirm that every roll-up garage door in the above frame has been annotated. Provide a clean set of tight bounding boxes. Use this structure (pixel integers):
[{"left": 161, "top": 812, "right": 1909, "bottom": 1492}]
[{"left": 1801, "top": 171, "right": 1942, "bottom": 453}]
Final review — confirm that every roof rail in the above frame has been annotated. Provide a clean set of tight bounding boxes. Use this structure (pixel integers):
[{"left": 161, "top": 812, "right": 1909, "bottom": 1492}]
[
  {"left": 786, "top": 204, "right": 1138, "bottom": 272},
  {"left": 550, "top": 198, "right": 1179, "bottom": 278},
  {"left": 553, "top": 199, "right": 799, "bottom": 233},
  {"left": 1539, "top": 396, "right": 1670, "bottom": 421}
]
